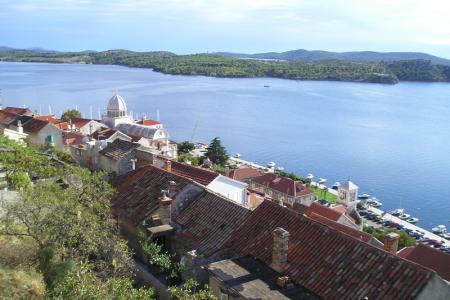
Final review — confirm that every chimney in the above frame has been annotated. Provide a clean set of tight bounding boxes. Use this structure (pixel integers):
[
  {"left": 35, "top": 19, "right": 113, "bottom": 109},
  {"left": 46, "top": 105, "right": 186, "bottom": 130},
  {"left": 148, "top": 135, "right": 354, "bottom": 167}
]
[
  {"left": 271, "top": 227, "right": 290, "bottom": 273},
  {"left": 130, "top": 158, "right": 137, "bottom": 171},
  {"left": 158, "top": 190, "right": 173, "bottom": 225},
  {"left": 384, "top": 232, "right": 400, "bottom": 254},
  {"left": 168, "top": 180, "right": 177, "bottom": 197},
  {"left": 17, "top": 120, "right": 23, "bottom": 134},
  {"left": 164, "top": 160, "right": 172, "bottom": 172}
]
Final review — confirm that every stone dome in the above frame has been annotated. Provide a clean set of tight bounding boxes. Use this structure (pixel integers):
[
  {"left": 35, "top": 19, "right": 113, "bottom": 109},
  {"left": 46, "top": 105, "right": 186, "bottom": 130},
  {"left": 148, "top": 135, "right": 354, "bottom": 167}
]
[{"left": 107, "top": 93, "right": 127, "bottom": 118}]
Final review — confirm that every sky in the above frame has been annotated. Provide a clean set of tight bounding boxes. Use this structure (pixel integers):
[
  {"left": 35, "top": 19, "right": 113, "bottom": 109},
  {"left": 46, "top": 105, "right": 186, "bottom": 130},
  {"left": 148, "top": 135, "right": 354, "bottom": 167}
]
[{"left": 1, "top": 0, "right": 450, "bottom": 58}]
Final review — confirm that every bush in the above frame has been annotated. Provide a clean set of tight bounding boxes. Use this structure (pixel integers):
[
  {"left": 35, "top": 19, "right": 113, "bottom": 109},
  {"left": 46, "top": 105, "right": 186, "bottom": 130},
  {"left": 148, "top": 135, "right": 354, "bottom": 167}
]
[{"left": 8, "top": 171, "right": 31, "bottom": 190}]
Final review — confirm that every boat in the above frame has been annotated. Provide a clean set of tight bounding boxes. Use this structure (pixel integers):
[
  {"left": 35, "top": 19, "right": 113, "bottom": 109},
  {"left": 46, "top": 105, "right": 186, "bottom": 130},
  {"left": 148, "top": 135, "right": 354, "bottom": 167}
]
[
  {"left": 406, "top": 217, "right": 419, "bottom": 224},
  {"left": 234, "top": 153, "right": 241, "bottom": 158},
  {"left": 358, "top": 193, "right": 370, "bottom": 200},
  {"left": 332, "top": 182, "right": 341, "bottom": 190},
  {"left": 306, "top": 173, "right": 314, "bottom": 180},
  {"left": 432, "top": 225, "right": 447, "bottom": 234},
  {"left": 366, "top": 198, "right": 382, "bottom": 207},
  {"left": 267, "top": 162, "right": 276, "bottom": 168},
  {"left": 276, "top": 167, "right": 284, "bottom": 171},
  {"left": 264, "top": 85, "right": 270, "bottom": 88},
  {"left": 317, "top": 178, "right": 327, "bottom": 184},
  {"left": 390, "top": 208, "right": 405, "bottom": 216},
  {"left": 399, "top": 213, "right": 411, "bottom": 220}
]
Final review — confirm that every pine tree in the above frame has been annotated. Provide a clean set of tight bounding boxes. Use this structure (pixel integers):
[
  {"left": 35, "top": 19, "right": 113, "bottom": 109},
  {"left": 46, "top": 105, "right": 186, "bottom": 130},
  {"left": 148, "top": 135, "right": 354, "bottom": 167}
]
[{"left": 205, "top": 137, "right": 229, "bottom": 166}]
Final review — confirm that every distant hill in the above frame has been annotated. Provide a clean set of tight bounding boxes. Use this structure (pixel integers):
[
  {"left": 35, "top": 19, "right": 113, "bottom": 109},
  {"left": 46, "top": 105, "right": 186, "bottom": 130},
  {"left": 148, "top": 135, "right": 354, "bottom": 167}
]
[
  {"left": 216, "top": 49, "right": 450, "bottom": 66},
  {"left": 0, "top": 46, "right": 58, "bottom": 52}
]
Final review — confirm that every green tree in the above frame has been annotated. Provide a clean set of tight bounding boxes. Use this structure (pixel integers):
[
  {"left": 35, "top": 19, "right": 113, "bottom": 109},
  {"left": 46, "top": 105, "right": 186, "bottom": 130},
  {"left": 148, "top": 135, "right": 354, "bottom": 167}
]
[
  {"left": 178, "top": 141, "right": 195, "bottom": 154},
  {"left": 168, "top": 279, "right": 216, "bottom": 300},
  {"left": 61, "top": 109, "right": 81, "bottom": 121},
  {"left": 205, "top": 137, "right": 229, "bottom": 166}
]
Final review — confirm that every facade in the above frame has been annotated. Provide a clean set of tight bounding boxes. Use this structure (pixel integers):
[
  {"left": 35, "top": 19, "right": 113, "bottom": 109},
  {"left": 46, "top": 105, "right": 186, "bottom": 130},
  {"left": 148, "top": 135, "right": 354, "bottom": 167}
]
[
  {"left": 337, "top": 180, "right": 358, "bottom": 206},
  {"left": 250, "top": 173, "right": 315, "bottom": 207}
]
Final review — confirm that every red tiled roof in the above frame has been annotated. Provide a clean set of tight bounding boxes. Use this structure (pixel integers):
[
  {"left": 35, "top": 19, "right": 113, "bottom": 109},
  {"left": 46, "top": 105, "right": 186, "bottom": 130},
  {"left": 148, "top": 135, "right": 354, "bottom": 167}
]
[
  {"left": 63, "top": 131, "right": 85, "bottom": 146},
  {"left": 68, "top": 118, "right": 92, "bottom": 128},
  {"left": 226, "top": 201, "right": 434, "bottom": 300},
  {"left": 227, "top": 167, "right": 265, "bottom": 181},
  {"left": 176, "top": 191, "right": 250, "bottom": 257},
  {"left": 34, "top": 115, "right": 60, "bottom": 124},
  {"left": 22, "top": 118, "right": 50, "bottom": 133},
  {"left": 56, "top": 121, "right": 69, "bottom": 131},
  {"left": 398, "top": 243, "right": 450, "bottom": 281},
  {"left": 0, "top": 110, "right": 18, "bottom": 122},
  {"left": 112, "top": 166, "right": 191, "bottom": 226},
  {"left": 137, "top": 119, "right": 161, "bottom": 126},
  {"left": 3, "top": 107, "right": 31, "bottom": 115},
  {"left": 251, "top": 173, "right": 314, "bottom": 197},
  {"left": 308, "top": 213, "right": 372, "bottom": 243},
  {"left": 305, "top": 202, "right": 343, "bottom": 221},
  {"left": 170, "top": 161, "right": 219, "bottom": 186},
  {"left": 92, "top": 128, "right": 117, "bottom": 140}
]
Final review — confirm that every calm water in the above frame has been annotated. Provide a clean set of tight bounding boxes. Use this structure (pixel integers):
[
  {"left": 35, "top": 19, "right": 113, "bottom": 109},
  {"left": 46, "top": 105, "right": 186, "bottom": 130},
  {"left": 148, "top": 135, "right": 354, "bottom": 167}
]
[{"left": 1, "top": 62, "right": 450, "bottom": 229}]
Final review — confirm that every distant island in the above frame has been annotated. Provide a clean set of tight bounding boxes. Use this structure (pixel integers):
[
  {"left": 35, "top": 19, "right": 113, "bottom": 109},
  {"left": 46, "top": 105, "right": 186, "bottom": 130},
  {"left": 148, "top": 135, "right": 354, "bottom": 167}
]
[{"left": 1, "top": 48, "right": 450, "bottom": 84}]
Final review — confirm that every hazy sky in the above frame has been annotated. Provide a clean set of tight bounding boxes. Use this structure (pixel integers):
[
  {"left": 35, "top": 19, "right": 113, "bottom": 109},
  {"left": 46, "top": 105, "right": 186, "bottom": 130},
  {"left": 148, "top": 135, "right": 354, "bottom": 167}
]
[{"left": 1, "top": 0, "right": 450, "bottom": 57}]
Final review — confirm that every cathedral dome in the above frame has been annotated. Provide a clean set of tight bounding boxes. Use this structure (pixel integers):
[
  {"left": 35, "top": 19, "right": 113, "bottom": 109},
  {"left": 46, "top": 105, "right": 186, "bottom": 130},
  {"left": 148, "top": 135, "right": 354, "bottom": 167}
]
[{"left": 107, "top": 93, "right": 127, "bottom": 112}]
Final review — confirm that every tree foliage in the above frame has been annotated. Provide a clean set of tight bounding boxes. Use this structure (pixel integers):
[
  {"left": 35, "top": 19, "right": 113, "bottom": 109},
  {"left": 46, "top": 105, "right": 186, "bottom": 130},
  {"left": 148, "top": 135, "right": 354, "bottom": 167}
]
[
  {"left": 168, "top": 279, "right": 216, "bottom": 300},
  {"left": 205, "top": 137, "right": 229, "bottom": 166},
  {"left": 364, "top": 226, "right": 416, "bottom": 249},
  {"left": 61, "top": 109, "right": 81, "bottom": 121},
  {"left": 177, "top": 141, "right": 195, "bottom": 154}
]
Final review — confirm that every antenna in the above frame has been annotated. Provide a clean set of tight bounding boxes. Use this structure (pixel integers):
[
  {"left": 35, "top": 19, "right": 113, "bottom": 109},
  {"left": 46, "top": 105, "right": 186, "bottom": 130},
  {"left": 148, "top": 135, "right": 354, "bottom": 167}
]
[{"left": 190, "top": 120, "right": 198, "bottom": 142}]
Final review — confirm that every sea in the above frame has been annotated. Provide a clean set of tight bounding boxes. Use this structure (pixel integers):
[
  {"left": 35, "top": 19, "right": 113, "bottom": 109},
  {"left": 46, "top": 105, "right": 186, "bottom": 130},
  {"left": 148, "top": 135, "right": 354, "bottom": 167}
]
[{"left": 1, "top": 62, "right": 450, "bottom": 230}]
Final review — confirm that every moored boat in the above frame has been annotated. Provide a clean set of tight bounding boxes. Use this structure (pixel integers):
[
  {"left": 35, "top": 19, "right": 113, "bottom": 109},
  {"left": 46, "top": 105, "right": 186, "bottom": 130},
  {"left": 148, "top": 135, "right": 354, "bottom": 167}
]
[
  {"left": 234, "top": 153, "right": 241, "bottom": 158},
  {"left": 267, "top": 162, "right": 276, "bottom": 168},
  {"left": 317, "top": 178, "right": 327, "bottom": 184},
  {"left": 390, "top": 208, "right": 405, "bottom": 216},
  {"left": 432, "top": 225, "right": 447, "bottom": 234},
  {"left": 366, "top": 197, "right": 382, "bottom": 207},
  {"left": 306, "top": 173, "right": 314, "bottom": 180},
  {"left": 358, "top": 193, "right": 370, "bottom": 200},
  {"left": 332, "top": 182, "right": 341, "bottom": 189},
  {"left": 399, "top": 213, "right": 411, "bottom": 220},
  {"left": 406, "top": 217, "right": 419, "bottom": 224}
]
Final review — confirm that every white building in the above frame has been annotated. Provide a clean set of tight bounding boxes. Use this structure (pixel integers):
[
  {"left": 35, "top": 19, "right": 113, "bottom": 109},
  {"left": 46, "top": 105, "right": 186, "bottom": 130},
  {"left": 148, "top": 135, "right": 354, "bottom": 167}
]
[
  {"left": 206, "top": 175, "right": 248, "bottom": 206},
  {"left": 101, "top": 93, "right": 135, "bottom": 128},
  {"left": 337, "top": 180, "right": 359, "bottom": 206}
]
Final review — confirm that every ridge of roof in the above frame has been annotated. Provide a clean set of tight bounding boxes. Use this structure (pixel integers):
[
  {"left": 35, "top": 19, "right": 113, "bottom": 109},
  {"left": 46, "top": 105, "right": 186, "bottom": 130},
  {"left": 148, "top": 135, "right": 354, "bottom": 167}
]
[{"left": 226, "top": 200, "right": 435, "bottom": 300}]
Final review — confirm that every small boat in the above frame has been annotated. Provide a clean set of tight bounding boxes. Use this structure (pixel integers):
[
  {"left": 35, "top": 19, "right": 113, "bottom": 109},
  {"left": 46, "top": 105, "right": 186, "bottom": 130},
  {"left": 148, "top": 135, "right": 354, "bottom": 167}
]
[
  {"left": 406, "top": 217, "right": 419, "bottom": 224},
  {"left": 366, "top": 198, "right": 382, "bottom": 207},
  {"left": 432, "top": 225, "right": 447, "bottom": 234},
  {"left": 306, "top": 173, "right": 314, "bottom": 180},
  {"left": 276, "top": 167, "right": 284, "bottom": 171},
  {"left": 264, "top": 85, "right": 270, "bottom": 88},
  {"left": 317, "top": 178, "right": 327, "bottom": 184},
  {"left": 267, "top": 162, "right": 276, "bottom": 168},
  {"left": 399, "top": 213, "right": 411, "bottom": 220},
  {"left": 332, "top": 182, "right": 341, "bottom": 190},
  {"left": 234, "top": 153, "right": 241, "bottom": 158},
  {"left": 390, "top": 208, "right": 405, "bottom": 216},
  {"left": 358, "top": 193, "right": 370, "bottom": 200}
]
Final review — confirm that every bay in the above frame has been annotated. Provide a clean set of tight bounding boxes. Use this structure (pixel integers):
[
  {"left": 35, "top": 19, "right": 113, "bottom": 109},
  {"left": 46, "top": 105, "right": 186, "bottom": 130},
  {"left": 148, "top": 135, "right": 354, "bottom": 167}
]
[{"left": 1, "top": 62, "right": 450, "bottom": 230}]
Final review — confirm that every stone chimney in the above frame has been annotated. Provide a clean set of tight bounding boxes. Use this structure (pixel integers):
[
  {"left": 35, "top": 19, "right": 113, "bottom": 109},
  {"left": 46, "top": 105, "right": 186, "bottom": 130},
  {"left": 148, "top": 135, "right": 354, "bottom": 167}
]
[
  {"left": 164, "top": 160, "right": 172, "bottom": 172},
  {"left": 271, "top": 227, "right": 290, "bottom": 273},
  {"left": 384, "top": 232, "right": 400, "bottom": 254},
  {"left": 168, "top": 180, "right": 177, "bottom": 197},
  {"left": 158, "top": 190, "right": 173, "bottom": 225}
]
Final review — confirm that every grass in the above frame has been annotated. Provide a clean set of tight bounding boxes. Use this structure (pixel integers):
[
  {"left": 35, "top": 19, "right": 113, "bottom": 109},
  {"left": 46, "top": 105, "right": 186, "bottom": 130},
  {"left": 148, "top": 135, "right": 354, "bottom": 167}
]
[
  {"left": 0, "top": 235, "right": 44, "bottom": 299},
  {"left": 311, "top": 185, "right": 337, "bottom": 203}
]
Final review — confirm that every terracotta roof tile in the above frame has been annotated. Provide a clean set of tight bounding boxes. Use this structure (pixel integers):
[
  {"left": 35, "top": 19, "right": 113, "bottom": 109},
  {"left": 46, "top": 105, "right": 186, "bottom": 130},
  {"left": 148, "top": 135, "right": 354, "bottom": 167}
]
[
  {"left": 111, "top": 166, "right": 191, "bottom": 226},
  {"left": 305, "top": 202, "right": 343, "bottom": 221},
  {"left": 227, "top": 167, "right": 265, "bottom": 180},
  {"left": 170, "top": 161, "right": 219, "bottom": 186},
  {"left": 22, "top": 118, "right": 50, "bottom": 133},
  {"left": 137, "top": 119, "right": 161, "bottom": 126},
  {"left": 68, "top": 118, "right": 92, "bottom": 128},
  {"left": 226, "top": 201, "right": 435, "bottom": 300},
  {"left": 3, "top": 107, "right": 32, "bottom": 115},
  {"left": 398, "top": 244, "right": 450, "bottom": 281},
  {"left": 251, "top": 173, "right": 314, "bottom": 197},
  {"left": 176, "top": 191, "right": 250, "bottom": 257},
  {"left": 34, "top": 115, "right": 60, "bottom": 124},
  {"left": 99, "top": 139, "right": 140, "bottom": 161}
]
